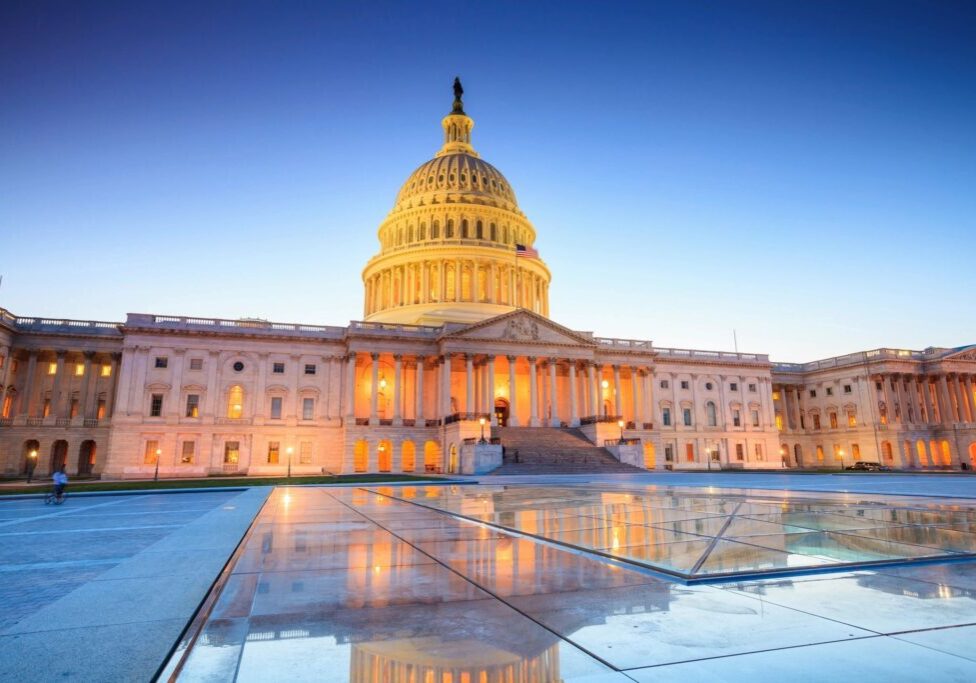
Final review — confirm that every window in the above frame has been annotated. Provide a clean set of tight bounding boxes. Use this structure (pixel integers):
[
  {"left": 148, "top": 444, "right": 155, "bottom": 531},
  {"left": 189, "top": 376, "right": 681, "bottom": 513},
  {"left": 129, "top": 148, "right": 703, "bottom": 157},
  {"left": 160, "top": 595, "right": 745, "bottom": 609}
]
[
  {"left": 706, "top": 401, "right": 717, "bottom": 426},
  {"left": 48, "top": 362, "right": 57, "bottom": 375},
  {"left": 267, "top": 441, "right": 280, "bottom": 464},
  {"left": 775, "top": 413, "right": 783, "bottom": 430},
  {"left": 682, "top": 408, "right": 692, "bottom": 426},
  {"left": 843, "top": 384, "right": 852, "bottom": 394},
  {"left": 660, "top": 380, "right": 669, "bottom": 389},
  {"left": 875, "top": 382, "right": 882, "bottom": 391},
  {"left": 799, "top": 413, "right": 805, "bottom": 429},
  {"left": 224, "top": 441, "right": 240, "bottom": 464},
  {"left": 74, "top": 363, "right": 84, "bottom": 376},
  {"left": 232, "top": 361, "right": 245, "bottom": 372},
  {"left": 101, "top": 364, "right": 112, "bottom": 377},
  {"left": 816, "top": 445, "right": 824, "bottom": 461},
  {"left": 96, "top": 399, "right": 106, "bottom": 419},
  {"left": 664, "top": 445, "right": 674, "bottom": 462},
  {"left": 852, "top": 443, "right": 861, "bottom": 459},
  {"left": 730, "top": 383, "right": 738, "bottom": 391},
  {"left": 754, "top": 444, "right": 763, "bottom": 460},
  {"left": 685, "top": 443, "right": 695, "bottom": 462},
  {"left": 751, "top": 409, "right": 760, "bottom": 427},
  {"left": 736, "top": 444, "right": 744, "bottom": 460},
  {"left": 155, "top": 357, "right": 168, "bottom": 369},
  {"left": 181, "top": 441, "right": 195, "bottom": 464},
  {"left": 69, "top": 398, "right": 79, "bottom": 418},
  {"left": 662, "top": 407, "right": 671, "bottom": 426},
  {"left": 680, "top": 381, "right": 689, "bottom": 390},
  {"left": 813, "top": 414, "right": 821, "bottom": 430},
  {"left": 227, "top": 386, "right": 244, "bottom": 418},
  {"left": 300, "top": 441, "right": 312, "bottom": 464},
  {"left": 302, "top": 398, "right": 314, "bottom": 420},
  {"left": 809, "top": 389, "right": 817, "bottom": 398},
  {"left": 150, "top": 394, "right": 163, "bottom": 417},
  {"left": 42, "top": 398, "right": 51, "bottom": 417},
  {"left": 826, "top": 387, "right": 834, "bottom": 396},
  {"left": 829, "top": 412, "right": 838, "bottom": 429},
  {"left": 304, "top": 364, "right": 316, "bottom": 375},
  {"left": 733, "top": 409, "right": 741, "bottom": 427},
  {"left": 2, "top": 395, "right": 13, "bottom": 418},
  {"left": 748, "top": 383, "right": 756, "bottom": 392},
  {"left": 272, "top": 362, "right": 285, "bottom": 374},
  {"left": 848, "top": 411, "right": 857, "bottom": 427},
  {"left": 144, "top": 440, "right": 159, "bottom": 464},
  {"left": 833, "top": 444, "right": 843, "bottom": 461},
  {"left": 772, "top": 391, "right": 781, "bottom": 401},
  {"left": 185, "top": 394, "right": 199, "bottom": 418},
  {"left": 189, "top": 358, "right": 203, "bottom": 371},
  {"left": 270, "top": 397, "right": 282, "bottom": 419},
  {"left": 705, "top": 382, "right": 713, "bottom": 390}
]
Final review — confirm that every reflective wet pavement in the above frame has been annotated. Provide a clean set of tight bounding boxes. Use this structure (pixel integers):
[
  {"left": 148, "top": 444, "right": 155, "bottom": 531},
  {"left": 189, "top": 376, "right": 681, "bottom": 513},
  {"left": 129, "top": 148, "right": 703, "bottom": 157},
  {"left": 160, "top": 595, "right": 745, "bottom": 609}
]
[{"left": 170, "top": 484, "right": 976, "bottom": 682}]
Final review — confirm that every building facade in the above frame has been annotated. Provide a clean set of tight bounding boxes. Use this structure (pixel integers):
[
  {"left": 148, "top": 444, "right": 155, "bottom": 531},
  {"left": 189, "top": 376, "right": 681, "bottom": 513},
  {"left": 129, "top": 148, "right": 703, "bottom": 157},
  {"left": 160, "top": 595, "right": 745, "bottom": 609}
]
[{"left": 1, "top": 85, "right": 974, "bottom": 477}]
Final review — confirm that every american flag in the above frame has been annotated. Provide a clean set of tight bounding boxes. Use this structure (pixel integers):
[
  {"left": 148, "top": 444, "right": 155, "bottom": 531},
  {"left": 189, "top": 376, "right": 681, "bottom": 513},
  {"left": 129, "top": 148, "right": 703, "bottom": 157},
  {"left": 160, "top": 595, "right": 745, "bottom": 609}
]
[{"left": 515, "top": 243, "right": 539, "bottom": 259}]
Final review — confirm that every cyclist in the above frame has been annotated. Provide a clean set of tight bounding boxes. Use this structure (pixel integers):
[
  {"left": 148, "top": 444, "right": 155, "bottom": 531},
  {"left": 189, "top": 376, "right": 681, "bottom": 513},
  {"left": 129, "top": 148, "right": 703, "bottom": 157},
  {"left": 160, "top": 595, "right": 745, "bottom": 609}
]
[{"left": 52, "top": 466, "right": 68, "bottom": 503}]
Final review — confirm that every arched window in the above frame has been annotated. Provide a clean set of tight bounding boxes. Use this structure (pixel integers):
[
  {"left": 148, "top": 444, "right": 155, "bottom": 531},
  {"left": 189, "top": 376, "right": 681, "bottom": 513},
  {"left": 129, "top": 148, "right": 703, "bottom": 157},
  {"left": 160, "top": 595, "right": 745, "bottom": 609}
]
[
  {"left": 407, "top": 225, "right": 414, "bottom": 242},
  {"left": 401, "top": 441, "right": 416, "bottom": 472},
  {"left": 476, "top": 220, "right": 483, "bottom": 239},
  {"left": 461, "top": 219, "right": 469, "bottom": 238},
  {"left": 354, "top": 439, "right": 368, "bottom": 473},
  {"left": 227, "top": 386, "right": 244, "bottom": 418},
  {"left": 706, "top": 401, "right": 717, "bottom": 426},
  {"left": 419, "top": 222, "right": 426, "bottom": 241},
  {"left": 424, "top": 441, "right": 441, "bottom": 472},
  {"left": 490, "top": 223, "right": 497, "bottom": 241},
  {"left": 446, "top": 220, "right": 454, "bottom": 238},
  {"left": 643, "top": 442, "right": 655, "bottom": 469},
  {"left": 378, "top": 439, "right": 392, "bottom": 472},
  {"left": 431, "top": 220, "right": 440, "bottom": 239}
]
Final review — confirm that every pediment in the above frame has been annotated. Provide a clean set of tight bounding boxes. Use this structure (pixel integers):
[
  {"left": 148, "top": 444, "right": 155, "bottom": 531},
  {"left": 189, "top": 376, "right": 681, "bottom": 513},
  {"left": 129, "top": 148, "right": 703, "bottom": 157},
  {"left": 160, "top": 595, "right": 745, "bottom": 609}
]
[
  {"left": 442, "top": 309, "right": 596, "bottom": 347},
  {"left": 943, "top": 345, "right": 976, "bottom": 362}
]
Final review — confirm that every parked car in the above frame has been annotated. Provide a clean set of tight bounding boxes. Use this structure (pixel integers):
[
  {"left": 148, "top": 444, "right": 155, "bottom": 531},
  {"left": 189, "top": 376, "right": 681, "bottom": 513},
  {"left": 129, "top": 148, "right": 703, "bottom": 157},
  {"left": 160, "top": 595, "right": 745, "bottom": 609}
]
[{"left": 845, "top": 461, "right": 891, "bottom": 472}]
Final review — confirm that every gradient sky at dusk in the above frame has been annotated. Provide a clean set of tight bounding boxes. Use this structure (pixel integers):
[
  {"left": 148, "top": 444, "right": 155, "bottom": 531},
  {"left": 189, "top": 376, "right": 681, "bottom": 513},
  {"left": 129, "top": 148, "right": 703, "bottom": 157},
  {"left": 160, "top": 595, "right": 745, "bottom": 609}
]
[{"left": 2, "top": 1, "right": 974, "bottom": 361}]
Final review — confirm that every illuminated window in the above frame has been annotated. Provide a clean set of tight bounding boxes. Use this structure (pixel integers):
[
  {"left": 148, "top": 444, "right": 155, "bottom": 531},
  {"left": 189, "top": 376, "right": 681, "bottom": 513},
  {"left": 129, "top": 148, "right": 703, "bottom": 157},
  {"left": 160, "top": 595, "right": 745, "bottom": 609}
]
[
  {"left": 852, "top": 443, "right": 860, "bottom": 459},
  {"left": 144, "top": 440, "right": 159, "bottom": 464},
  {"left": 74, "top": 364, "right": 84, "bottom": 376},
  {"left": 816, "top": 445, "right": 824, "bottom": 461},
  {"left": 181, "top": 441, "right": 195, "bottom": 464},
  {"left": 847, "top": 411, "right": 857, "bottom": 427},
  {"left": 1, "top": 395, "right": 13, "bottom": 418},
  {"left": 270, "top": 397, "right": 282, "bottom": 420},
  {"left": 224, "top": 441, "right": 240, "bottom": 464},
  {"left": 101, "top": 364, "right": 111, "bottom": 377},
  {"left": 299, "top": 441, "right": 312, "bottom": 464},
  {"left": 813, "top": 414, "right": 821, "bottom": 430},
  {"left": 150, "top": 394, "right": 163, "bottom": 417},
  {"left": 185, "top": 394, "right": 199, "bottom": 418},
  {"left": 267, "top": 441, "right": 280, "bottom": 465},
  {"left": 685, "top": 443, "right": 695, "bottom": 462},
  {"left": 227, "top": 386, "right": 244, "bottom": 419},
  {"left": 42, "top": 398, "right": 51, "bottom": 417},
  {"left": 69, "top": 398, "right": 79, "bottom": 418},
  {"left": 775, "top": 413, "right": 783, "bottom": 430},
  {"left": 829, "top": 412, "right": 838, "bottom": 429},
  {"left": 302, "top": 398, "right": 314, "bottom": 420},
  {"left": 833, "top": 444, "right": 843, "bottom": 460},
  {"left": 155, "top": 357, "right": 168, "bottom": 369},
  {"left": 736, "top": 443, "right": 744, "bottom": 461},
  {"left": 48, "top": 363, "right": 57, "bottom": 375},
  {"left": 755, "top": 444, "right": 763, "bottom": 459},
  {"left": 772, "top": 391, "right": 781, "bottom": 400},
  {"left": 96, "top": 399, "right": 106, "bottom": 419}
]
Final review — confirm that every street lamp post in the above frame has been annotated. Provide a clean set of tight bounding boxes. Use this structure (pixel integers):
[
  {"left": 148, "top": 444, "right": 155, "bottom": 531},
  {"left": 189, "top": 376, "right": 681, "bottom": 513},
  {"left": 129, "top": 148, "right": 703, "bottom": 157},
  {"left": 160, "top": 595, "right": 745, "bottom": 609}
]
[
  {"left": 479, "top": 416, "right": 487, "bottom": 444},
  {"left": 27, "top": 449, "right": 38, "bottom": 483},
  {"left": 286, "top": 446, "right": 293, "bottom": 479},
  {"left": 154, "top": 448, "right": 161, "bottom": 481}
]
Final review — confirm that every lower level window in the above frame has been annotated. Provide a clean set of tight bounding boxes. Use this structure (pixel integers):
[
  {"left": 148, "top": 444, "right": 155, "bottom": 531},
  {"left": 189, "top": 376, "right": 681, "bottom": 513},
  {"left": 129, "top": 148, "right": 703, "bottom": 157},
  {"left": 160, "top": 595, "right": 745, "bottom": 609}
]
[
  {"left": 224, "top": 441, "right": 240, "bottom": 464},
  {"left": 685, "top": 443, "right": 695, "bottom": 462},
  {"left": 736, "top": 443, "right": 744, "bottom": 461},
  {"left": 268, "top": 441, "right": 280, "bottom": 464},
  {"left": 181, "top": 441, "right": 194, "bottom": 464},
  {"left": 299, "top": 441, "right": 312, "bottom": 464},
  {"left": 144, "top": 440, "right": 159, "bottom": 465}
]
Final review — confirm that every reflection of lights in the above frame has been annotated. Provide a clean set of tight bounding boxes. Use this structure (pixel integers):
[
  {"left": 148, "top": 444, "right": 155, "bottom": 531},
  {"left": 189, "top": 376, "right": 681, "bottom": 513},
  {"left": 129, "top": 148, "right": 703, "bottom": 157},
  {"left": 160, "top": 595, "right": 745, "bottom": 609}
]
[
  {"left": 938, "top": 584, "right": 952, "bottom": 599},
  {"left": 373, "top": 565, "right": 382, "bottom": 574},
  {"left": 282, "top": 493, "right": 292, "bottom": 506}
]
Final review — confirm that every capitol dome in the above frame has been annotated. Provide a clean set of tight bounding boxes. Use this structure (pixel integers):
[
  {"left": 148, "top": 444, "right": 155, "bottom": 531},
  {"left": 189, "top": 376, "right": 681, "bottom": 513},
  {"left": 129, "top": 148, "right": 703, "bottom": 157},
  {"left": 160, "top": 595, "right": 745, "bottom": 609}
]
[{"left": 362, "top": 80, "right": 550, "bottom": 326}]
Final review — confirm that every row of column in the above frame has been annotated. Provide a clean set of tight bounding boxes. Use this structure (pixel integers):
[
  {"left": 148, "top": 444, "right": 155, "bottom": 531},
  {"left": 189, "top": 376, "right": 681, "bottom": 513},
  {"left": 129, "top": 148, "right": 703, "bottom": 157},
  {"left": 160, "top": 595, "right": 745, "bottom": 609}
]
[
  {"left": 879, "top": 373, "right": 976, "bottom": 426},
  {"left": 344, "top": 352, "right": 652, "bottom": 428},
  {"left": 0, "top": 349, "right": 119, "bottom": 421},
  {"left": 364, "top": 260, "right": 548, "bottom": 316}
]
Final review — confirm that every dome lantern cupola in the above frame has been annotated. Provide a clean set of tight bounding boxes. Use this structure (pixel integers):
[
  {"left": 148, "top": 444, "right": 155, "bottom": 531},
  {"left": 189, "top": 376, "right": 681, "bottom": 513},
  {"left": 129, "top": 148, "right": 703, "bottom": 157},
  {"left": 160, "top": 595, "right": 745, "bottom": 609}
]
[{"left": 362, "top": 79, "right": 551, "bottom": 326}]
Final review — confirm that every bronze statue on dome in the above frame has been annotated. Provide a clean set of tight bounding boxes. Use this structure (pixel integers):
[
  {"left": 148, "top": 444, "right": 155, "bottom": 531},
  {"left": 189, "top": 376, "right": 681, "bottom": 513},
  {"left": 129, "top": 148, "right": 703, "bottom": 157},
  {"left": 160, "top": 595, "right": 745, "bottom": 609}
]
[{"left": 452, "top": 77, "right": 464, "bottom": 113}]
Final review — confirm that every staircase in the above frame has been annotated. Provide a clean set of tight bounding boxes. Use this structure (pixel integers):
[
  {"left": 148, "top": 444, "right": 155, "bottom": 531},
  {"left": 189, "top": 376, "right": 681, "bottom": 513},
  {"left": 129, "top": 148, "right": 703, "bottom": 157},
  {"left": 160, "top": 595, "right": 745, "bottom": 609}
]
[{"left": 490, "top": 426, "right": 645, "bottom": 475}]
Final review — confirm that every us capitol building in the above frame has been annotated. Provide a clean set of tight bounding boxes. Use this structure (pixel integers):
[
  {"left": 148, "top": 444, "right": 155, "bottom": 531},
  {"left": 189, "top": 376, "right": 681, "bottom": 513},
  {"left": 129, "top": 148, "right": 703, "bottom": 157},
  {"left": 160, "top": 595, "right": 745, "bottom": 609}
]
[{"left": 2, "top": 82, "right": 975, "bottom": 478}]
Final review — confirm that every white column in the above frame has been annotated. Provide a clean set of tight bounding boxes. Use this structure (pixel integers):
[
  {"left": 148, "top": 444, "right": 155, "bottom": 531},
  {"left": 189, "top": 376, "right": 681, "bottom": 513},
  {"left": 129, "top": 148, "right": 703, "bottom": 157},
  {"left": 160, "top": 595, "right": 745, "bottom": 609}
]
[
  {"left": 938, "top": 375, "right": 954, "bottom": 424},
  {"left": 507, "top": 356, "right": 519, "bottom": 426},
  {"left": 549, "top": 359, "right": 559, "bottom": 426},
  {"left": 79, "top": 352, "right": 95, "bottom": 419},
  {"left": 964, "top": 375, "right": 975, "bottom": 423},
  {"left": 392, "top": 354, "right": 402, "bottom": 425},
  {"left": 465, "top": 354, "right": 474, "bottom": 414},
  {"left": 630, "top": 366, "right": 640, "bottom": 427},
  {"left": 612, "top": 365, "right": 622, "bottom": 417},
  {"left": 529, "top": 357, "right": 539, "bottom": 427},
  {"left": 49, "top": 350, "right": 67, "bottom": 418},
  {"left": 588, "top": 363, "right": 599, "bottom": 419},
  {"left": 344, "top": 353, "right": 357, "bottom": 419},
  {"left": 415, "top": 356, "right": 425, "bottom": 423},
  {"left": 487, "top": 356, "right": 497, "bottom": 426},
  {"left": 569, "top": 362, "right": 579, "bottom": 427},
  {"left": 369, "top": 353, "right": 380, "bottom": 425},
  {"left": 441, "top": 354, "right": 453, "bottom": 417}
]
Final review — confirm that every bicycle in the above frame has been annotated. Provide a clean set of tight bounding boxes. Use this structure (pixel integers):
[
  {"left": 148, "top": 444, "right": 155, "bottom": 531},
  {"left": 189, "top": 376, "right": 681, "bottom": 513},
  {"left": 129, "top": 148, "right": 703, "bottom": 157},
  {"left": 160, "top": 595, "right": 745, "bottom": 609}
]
[{"left": 44, "top": 488, "right": 66, "bottom": 505}]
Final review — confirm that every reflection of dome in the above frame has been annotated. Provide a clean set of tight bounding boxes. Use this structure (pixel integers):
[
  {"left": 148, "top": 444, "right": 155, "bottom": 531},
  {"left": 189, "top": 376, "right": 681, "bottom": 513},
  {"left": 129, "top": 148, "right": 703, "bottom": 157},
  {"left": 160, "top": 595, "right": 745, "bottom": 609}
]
[{"left": 362, "top": 80, "right": 551, "bottom": 326}]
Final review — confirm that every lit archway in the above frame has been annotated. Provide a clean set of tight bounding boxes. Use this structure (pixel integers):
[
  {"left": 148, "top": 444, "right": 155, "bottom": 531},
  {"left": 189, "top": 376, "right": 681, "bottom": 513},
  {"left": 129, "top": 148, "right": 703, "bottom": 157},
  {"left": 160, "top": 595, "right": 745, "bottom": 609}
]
[
  {"left": 969, "top": 442, "right": 976, "bottom": 469},
  {"left": 401, "top": 440, "right": 416, "bottom": 472},
  {"left": 78, "top": 440, "right": 96, "bottom": 476},
  {"left": 377, "top": 439, "right": 392, "bottom": 472},
  {"left": 643, "top": 442, "right": 656, "bottom": 469},
  {"left": 794, "top": 444, "right": 803, "bottom": 467},
  {"left": 881, "top": 441, "right": 894, "bottom": 464},
  {"left": 353, "top": 439, "right": 368, "bottom": 473},
  {"left": 227, "top": 385, "right": 244, "bottom": 418},
  {"left": 22, "top": 439, "right": 40, "bottom": 475},
  {"left": 939, "top": 440, "right": 952, "bottom": 467},
  {"left": 50, "top": 440, "right": 68, "bottom": 474},
  {"left": 423, "top": 441, "right": 441, "bottom": 473},
  {"left": 916, "top": 440, "right": 928, "bottom": 467}
]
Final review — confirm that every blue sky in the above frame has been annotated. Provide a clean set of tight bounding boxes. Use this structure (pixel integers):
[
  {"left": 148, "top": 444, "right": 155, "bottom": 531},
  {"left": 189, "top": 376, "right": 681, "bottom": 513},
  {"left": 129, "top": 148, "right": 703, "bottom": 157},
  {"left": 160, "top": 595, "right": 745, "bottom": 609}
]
[{"left": 1, "top": 0, "right": 974, "bottom": 361}]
